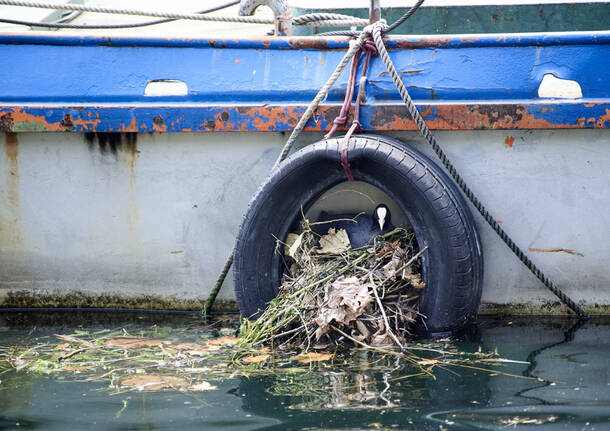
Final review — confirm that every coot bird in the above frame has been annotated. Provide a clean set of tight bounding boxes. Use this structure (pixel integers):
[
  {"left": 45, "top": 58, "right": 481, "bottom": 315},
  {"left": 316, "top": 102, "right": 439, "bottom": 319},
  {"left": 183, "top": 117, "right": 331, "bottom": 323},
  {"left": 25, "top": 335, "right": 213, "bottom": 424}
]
[{"left": 312, "top": 204, "right": 394, "bottom": 249}]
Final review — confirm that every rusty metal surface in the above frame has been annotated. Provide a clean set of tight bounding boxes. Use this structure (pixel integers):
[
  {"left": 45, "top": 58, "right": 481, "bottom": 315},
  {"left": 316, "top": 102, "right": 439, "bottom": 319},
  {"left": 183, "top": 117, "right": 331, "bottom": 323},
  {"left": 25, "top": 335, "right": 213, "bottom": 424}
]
[
  {"left": 0, "top": 103, "right": 608, "bottom": 132},
  {"left": 0, "top": 31, "right": 609, "bottom": 132}
]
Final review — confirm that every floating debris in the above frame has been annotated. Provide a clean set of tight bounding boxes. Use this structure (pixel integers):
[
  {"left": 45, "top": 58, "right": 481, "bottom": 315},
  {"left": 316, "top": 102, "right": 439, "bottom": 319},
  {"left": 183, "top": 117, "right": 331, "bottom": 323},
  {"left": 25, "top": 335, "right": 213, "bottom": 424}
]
[
  {"left": 0, "top": 317, "right": 541, "bottom": 399},
  {"left": 240, "top": 226, "right": 427, "bottom": 350}
]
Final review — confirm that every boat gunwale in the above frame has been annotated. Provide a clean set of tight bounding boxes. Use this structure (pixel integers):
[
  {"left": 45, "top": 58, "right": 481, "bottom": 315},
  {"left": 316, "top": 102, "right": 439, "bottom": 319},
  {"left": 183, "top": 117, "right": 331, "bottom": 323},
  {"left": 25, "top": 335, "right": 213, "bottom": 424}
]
[{"left": 1, "top": 30, "right": 610, "bottom": 50}]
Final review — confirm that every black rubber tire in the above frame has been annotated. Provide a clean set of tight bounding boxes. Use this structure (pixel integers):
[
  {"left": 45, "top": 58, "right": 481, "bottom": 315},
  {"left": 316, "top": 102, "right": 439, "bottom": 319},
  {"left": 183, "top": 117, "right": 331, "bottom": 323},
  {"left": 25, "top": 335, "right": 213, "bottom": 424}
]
[{"left": 234, "top": 135, "right": 483, "bottom": 335}]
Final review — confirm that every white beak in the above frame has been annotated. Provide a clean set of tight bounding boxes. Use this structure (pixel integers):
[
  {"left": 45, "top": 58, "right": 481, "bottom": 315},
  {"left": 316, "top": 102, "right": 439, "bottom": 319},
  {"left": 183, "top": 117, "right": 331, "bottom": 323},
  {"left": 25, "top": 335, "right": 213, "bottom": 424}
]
[{"left": 376, "top": 207, "right": 387, "bottom": 231}]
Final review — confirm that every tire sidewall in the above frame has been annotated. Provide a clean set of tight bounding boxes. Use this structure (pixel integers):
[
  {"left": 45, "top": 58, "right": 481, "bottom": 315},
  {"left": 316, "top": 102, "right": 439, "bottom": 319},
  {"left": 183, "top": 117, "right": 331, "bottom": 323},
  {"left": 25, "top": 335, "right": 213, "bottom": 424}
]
[{"left": 234, "top": 135, "right": 482, "bottom": 334}]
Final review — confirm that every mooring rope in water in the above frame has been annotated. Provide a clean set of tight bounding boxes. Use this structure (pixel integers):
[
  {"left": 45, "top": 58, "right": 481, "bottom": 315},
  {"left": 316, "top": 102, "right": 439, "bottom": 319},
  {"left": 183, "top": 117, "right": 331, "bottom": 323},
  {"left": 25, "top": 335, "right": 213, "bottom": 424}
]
[
  {"left": 0, "top": 0, "right": 368, "bottom": 28},
  {"left": 368, "top": 23, "right": 588, "bottom": 319}
]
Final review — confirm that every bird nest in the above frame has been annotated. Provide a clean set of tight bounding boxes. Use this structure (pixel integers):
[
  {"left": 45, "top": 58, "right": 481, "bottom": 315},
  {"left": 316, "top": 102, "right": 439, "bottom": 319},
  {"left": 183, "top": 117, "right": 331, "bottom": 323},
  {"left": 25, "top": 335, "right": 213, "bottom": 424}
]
[{"left": 239, "top": 222, "right": 428, "bottom": 351}]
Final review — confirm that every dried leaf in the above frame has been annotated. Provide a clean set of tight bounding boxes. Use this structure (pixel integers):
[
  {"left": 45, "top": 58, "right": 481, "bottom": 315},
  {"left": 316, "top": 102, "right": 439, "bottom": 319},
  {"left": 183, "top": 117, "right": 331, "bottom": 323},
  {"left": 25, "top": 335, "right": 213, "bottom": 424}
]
[
  {"left": 370, "top": 331, "right": 394, "bottom": 347},
  {"left": 317, "top": 228, "right": 351, "bottom": 254},
  {"left": 190, "top": 381, "right": 217, "bottom": 391},
  {"left": 241, "top": 354, "right": 270, "bottom": 364},
  {"left": 356, "top": 320, "right": 370, "bottom": 339},
  {"left": 292, "top": 352, "right": 334, "bottom": 363},
  {"left": 63, "top": 365, "right": 92, "bottom": 371},
  {"left": 285, "top": 232, "right": 304, "bottom": 258},
  {"left": 314, "top": 276, "right": 373, "bottom": 339},
  {"left": 205, "top": 336, "right": 239, "bottom": 346},
  {"left": 121, "top": 375, "right": 188, "bottom": 392},
  {"left": 405, "top": 272, "right": 426, "bottom": 289},
  {"left": 382, "top": 246, "right": 407, "bottom": 279},
  {"left": 174, "top": 343, "right": 219, "bottom": 355},
  {"left": 55, "top": 343, "right": 70, "bottom": 349},
  {"left": 104, "top": 338, "right": 165, "bottom": 349}
]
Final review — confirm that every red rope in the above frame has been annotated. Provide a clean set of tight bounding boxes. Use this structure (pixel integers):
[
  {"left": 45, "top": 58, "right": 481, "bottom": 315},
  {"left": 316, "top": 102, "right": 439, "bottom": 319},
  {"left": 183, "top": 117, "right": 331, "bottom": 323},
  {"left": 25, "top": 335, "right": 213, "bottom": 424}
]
[
  {"left": 325, "top": 38, "right": 377, "bottom": 181},
  {"left": 325, "top": 39, "right": 377, "bottom": 140}
]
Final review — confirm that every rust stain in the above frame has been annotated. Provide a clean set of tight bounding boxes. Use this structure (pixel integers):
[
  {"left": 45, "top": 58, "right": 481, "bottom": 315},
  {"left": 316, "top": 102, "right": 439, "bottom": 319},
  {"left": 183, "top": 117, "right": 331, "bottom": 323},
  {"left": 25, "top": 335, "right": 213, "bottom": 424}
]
[
  {"left": 119, "top": 116, "right": 139, "bottom": 132},
  {"left": 369, "top": 104, "right": 589, "bottom": 131},
  {"left": 504, "top": 136, "right": 515, "bottom": 147},
  {"left": 1, "top": 103, "right": 608, "bottom": 133},
  {"left": 0, "top": 107, "right": 100, "bottom": 131},
  {"left": 123, "top": 134, "right": 139, "bottom": 234},
  {"left": 0, "top": 112, "right": 15, "bottom": 132},
  {"left": 60, "top": 114, "right": 75, "bottom": 128},
  {"left": 528, "top": 247, "right": 584, "bottom": 257},
  {"left": 152, "top": 115, "right": 167, "bottom": 132},
  {"left": 286, "top": 38, "right": 333, "bottom": 50},
  {"left": 2, "top": 133, "right": 23, "bottom": 249},
  {"left": 389, "top": 37, "right": 453, "bottom": 49},
  {"left": 597, "top": 108, "right": 610, "bottom": 128}
]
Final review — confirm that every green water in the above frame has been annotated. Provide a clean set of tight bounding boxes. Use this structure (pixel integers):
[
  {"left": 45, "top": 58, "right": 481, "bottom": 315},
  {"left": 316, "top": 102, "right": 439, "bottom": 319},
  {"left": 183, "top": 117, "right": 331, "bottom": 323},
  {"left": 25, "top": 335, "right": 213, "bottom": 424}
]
[{"left": 0, "top": 312, "right": 608, "bottom": 430}]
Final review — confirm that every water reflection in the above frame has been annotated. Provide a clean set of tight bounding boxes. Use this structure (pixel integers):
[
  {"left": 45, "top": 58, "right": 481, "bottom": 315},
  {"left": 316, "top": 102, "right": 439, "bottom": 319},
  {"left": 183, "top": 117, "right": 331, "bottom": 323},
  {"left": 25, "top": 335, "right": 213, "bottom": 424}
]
[
  {"left": 234, "top": 318, "right": 610, "bottom": 430},
  {"left": 0, "top": 312, "right": 608, "bottom": 430}
]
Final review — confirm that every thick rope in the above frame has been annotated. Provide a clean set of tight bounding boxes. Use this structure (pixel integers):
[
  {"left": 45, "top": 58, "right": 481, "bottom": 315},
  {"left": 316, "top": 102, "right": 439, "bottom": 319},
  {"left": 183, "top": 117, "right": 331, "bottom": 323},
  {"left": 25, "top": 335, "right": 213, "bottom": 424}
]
[
  {"left": 0, "top": 0, "right": 368, "bottom": 28},
  {"left": 370, "top": 23, "right": 587, "bottom": 318},
  {"left": 293, "top": 13, "right": 368, "bottom": 27},
  {"left": 202, "top": 248, "right": 235, "bottom": 317},
  {"left": 318, "top": 0, "right": 425, "bottom": 37},
  {"left": 273, "top": 32, "right": 369, "bottom": 169},
  {"left": 0, "top": 0, "right": 274, "bottom": 23},
  {"left": 204, "top": 32, "right": 368, "bottom": 316},
  {"left": 0, "top": 0, "right": 240, "bottom": 29},
  {"left": 384, "top": 0, "right": 425, "bottom": 33}
]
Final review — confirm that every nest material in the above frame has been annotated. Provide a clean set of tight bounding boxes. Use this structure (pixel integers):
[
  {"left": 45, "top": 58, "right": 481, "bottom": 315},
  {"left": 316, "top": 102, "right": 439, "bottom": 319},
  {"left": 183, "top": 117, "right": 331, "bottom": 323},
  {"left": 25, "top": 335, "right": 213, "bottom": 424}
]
[{"left": 240, "top": 225, "right": 428, "bottom": 350}]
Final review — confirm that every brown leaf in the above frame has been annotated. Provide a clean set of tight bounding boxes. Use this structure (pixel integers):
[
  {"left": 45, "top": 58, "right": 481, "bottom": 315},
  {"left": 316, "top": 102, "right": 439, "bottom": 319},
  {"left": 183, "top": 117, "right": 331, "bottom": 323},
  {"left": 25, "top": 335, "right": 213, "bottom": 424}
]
[
  {"left": 355, "top": 320, "right": 370, "bottom": 339},
  {"left": 404, "top": 272, "right": 426, "bottom": 289},
  {"left": 121, "top": 375, "right": 188, "bottom": 392},
  {"left": 55, "top": 343, "right": 70, "bottom": 349},
  {"left": 63, "top": 365, "right": 92, "bottom": 371},
  {"left": 104, "top": 338, "right": 165, "bottom": 349},
  {"left": 314, "top": 276, "right": 372, "bottom": 339},
  {"left": 205, "top": 336, "right": 239, "bottom": 346},
  {"left": 175, "top": 343, "right": 220, "bottom": 355},
  {"left": 370, "top": 331, "right": 394, "bottom": 347},
  {"left": 241, "top": 354, "right": 270, "bottom": 364},
  {"left": 317, "top": 228, "right": 351, "bottom": 254},
  {"left": 382, "top": 246, "right": 407, "bottom": 280},
  {"left": 292, "top": 352, "right": 334, "bottom": 363}
]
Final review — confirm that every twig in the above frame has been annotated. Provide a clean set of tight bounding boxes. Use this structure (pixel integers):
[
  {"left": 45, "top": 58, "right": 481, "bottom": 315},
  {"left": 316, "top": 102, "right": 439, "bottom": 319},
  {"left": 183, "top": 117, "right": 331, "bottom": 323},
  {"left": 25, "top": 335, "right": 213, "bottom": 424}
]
[
  {"left": 59, "top": 347, "right": 92, "bottom": 361},
  {"left": 369, "top": 273, "right": 405, "bottom": 351},
  {"left": 55, "top": 334, "right": 97, "bottom": 348},
  {"left": 448, "top": 363, "right": 540, "bottom": 381}
]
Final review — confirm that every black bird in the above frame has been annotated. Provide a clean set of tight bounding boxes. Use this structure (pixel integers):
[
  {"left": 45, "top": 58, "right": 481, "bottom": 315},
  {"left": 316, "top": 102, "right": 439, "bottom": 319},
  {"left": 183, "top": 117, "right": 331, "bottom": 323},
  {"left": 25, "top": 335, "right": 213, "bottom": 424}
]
[{"left": 312, "top": 204, "right": 394, "bottom": 249}]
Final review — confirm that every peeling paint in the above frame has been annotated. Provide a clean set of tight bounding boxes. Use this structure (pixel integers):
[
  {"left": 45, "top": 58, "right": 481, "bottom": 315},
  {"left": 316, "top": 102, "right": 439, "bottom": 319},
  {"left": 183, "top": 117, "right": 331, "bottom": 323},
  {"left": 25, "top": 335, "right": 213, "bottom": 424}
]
[
  {"left": 2, "top": 103, "right": 607, "bottom": 133},
  {"left": 369, "top": 104, "right": 610, "bottom": 131},
  {"left": 0, "top": 107, "right": 100, "bottom": 132},
  {"left": 152, "top": 115, "right": 167, "bottom": 132}
]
